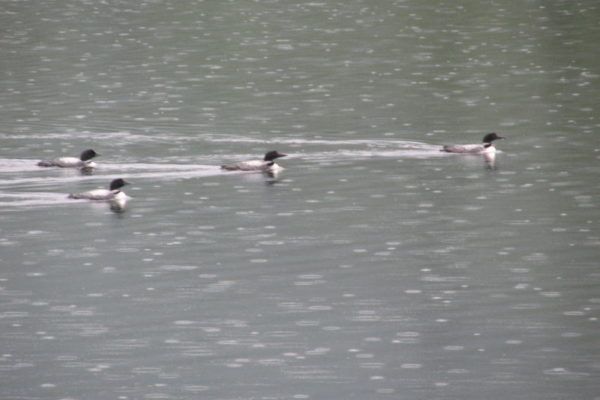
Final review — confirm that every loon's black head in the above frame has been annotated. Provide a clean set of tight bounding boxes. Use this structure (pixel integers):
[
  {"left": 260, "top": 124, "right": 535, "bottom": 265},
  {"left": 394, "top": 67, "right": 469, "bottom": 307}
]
[
  {"left": 80, "top": 149, "right": 100, "bottom": 161},
  {"left": 482, "top": 133, "right": 504, "bottom": 143},
  {"left": 264, "top": 150, "right": 287, "bottom": 161},
  {"left": 109, "top": 178, "right": 129, "bottom": 191}
]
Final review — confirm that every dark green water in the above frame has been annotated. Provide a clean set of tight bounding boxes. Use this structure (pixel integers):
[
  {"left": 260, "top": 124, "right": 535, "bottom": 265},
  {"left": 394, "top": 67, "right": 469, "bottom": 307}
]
[{"left": 1, "top": 1, "right": 599, "bottom": 399}]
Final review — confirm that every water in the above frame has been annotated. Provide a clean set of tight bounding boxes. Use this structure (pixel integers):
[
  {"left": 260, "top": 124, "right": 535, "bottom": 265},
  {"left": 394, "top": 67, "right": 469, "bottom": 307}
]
[{"left": 1, "top": 1, "right": 599, "bottom": 399}]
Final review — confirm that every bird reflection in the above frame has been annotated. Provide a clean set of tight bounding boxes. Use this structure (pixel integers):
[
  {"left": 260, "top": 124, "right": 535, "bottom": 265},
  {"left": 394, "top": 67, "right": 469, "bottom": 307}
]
[
  {"left": 79, "top": 165, "right": 96, "bottom": 175},
  {"left": 235, "top": 168, "right": 284, "bottom": 185},
  {"left": 264, "top": 169, "right": 283, "bottom": 183}
]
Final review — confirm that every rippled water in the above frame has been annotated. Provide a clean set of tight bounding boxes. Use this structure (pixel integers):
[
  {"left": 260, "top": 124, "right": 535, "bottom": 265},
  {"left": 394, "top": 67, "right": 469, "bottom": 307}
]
[{"left": 1, "top": 1, "right": 599, "bottom": 399}]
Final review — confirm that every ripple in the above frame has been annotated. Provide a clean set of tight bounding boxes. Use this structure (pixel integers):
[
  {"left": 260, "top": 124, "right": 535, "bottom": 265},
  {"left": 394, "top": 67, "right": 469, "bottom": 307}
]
[
  {"left": 563, "top": 310, "right": 585, "bottom": 316},
  {"left": 257, "top": 358, "right": 285, "bottom": 366},
  {"left": 157, "top": 265, "right": 199, "bottom": 272},
  {"left": 173, "top": 320, "right": 197, "bottom": 326},
  {"left": 183, "top": 385, "right": 210, "bottom": 393},
  {"left": 443, "top": 345, "right": 465, "bottom": 351},
  {"left": 543, "top": 367, "right": 590, "bottom": 378},
  {"left": 181, "top": 348, "right": 214, "bottom": 358},
  {"left": 401, "top": 363, "right": 423, "bottom": 369},
  {"left": 305, "top": 347, "right": 330, "bottom": 356},
  {"left": 203, "top": 280, "right": 236, "bottom": 293}
]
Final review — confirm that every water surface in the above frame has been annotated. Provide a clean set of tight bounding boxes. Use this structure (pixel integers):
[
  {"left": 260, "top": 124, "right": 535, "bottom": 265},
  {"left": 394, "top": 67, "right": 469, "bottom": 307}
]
[{"left": 1, "top": 1, "right": 599, "bottom": 399}]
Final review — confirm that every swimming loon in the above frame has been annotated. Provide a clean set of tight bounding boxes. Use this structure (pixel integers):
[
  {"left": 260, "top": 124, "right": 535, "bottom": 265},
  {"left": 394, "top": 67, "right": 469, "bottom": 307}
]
[
  {"left": 221, "top": 150, "right": 287, "bottom": 172},
  {"left": 68, "top": 178, "right": 129, "bottom": 201},
  {"left": 38, "top": 149, "right": 100, "bottom": 169},
  {"left": 442, "top": 133, "right": 504, "bottom": 154}
]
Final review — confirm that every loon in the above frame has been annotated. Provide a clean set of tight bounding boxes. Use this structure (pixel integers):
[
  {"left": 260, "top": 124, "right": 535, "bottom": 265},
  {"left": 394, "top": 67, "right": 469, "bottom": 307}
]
[
  {"left": 38, "top": 149, "right": 100, "bottom": 169},
  {"left": 68, "top": 178, "right": 129, "bottom": 201},
  {"left": 221, "top": 150, "right": 287, "bottom": 173},
  {"left": 441, "top": 133, "right": 504, "bottom": 154}
]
